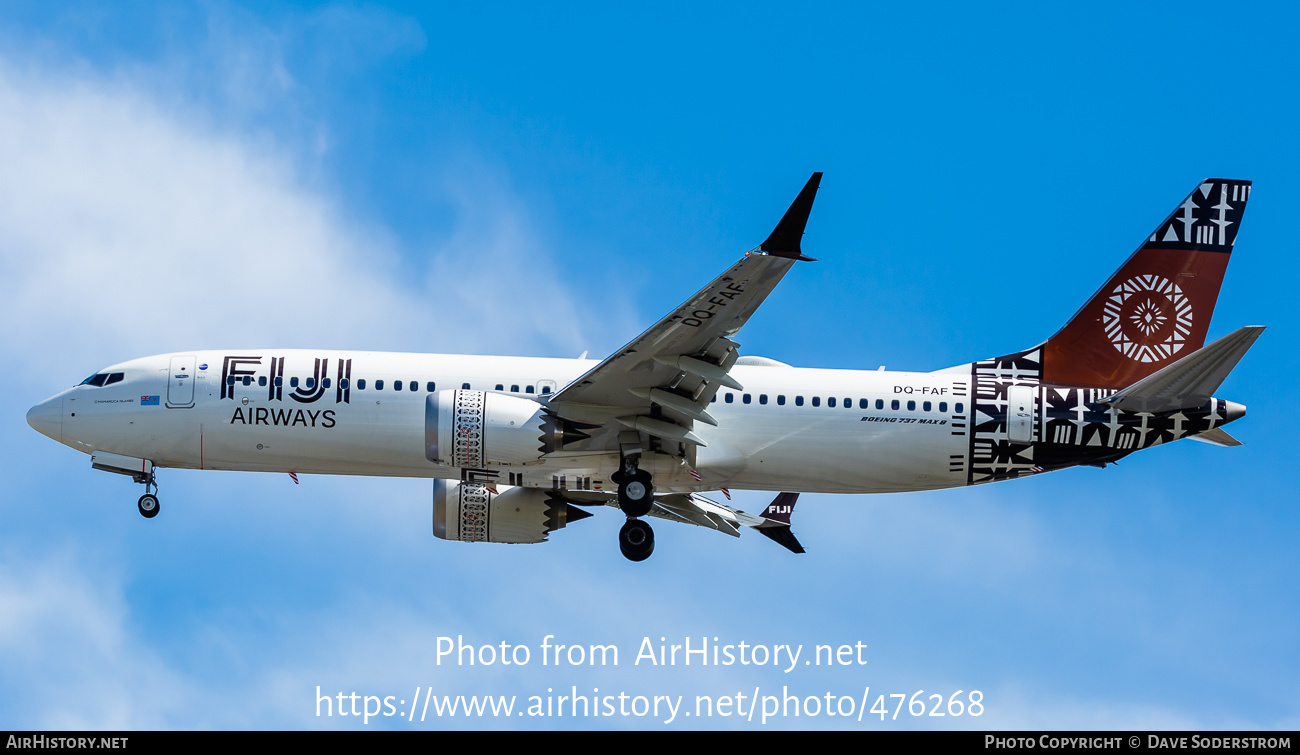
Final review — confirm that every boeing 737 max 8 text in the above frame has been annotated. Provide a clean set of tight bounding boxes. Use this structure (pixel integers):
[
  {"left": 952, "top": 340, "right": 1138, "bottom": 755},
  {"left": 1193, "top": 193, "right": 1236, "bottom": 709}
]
[{"left": 26, "top": 174, "right": 1263, "bottom": 561}]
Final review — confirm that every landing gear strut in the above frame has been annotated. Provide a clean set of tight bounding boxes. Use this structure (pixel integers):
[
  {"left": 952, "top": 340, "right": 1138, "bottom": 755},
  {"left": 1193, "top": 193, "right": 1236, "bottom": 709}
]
[
  {"left": 136, "top": 473, "right": 160, "bottom": 519},
  {"left": 612, "top": 453, "right": 655, "bottom": 560},
  {"left": 613, "top": 456, "right": 653, "bottom": 518}
]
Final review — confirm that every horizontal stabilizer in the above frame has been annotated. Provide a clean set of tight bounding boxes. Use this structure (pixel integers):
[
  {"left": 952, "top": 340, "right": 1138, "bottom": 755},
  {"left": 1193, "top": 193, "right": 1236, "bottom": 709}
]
[
  {"left": 1101, "top": 326, "right": 1264, "bottom": 413},
  {"left": 1187, "top": 427, "right": 1243, "bottom": 447}
]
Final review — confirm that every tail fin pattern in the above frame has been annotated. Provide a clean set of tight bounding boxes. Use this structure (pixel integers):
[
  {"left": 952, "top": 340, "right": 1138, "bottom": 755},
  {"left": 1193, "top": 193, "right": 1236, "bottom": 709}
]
[{"left": 1040, "top": 179, "right": 1252, "bottom": 389}]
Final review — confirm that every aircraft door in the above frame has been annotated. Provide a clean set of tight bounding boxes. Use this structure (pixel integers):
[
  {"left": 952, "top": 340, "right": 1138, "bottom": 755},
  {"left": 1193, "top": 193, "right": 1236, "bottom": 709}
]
[
  {"left": 166, "top": 355, "right": 197, "bottom": 408},
  {"left": 1007, "top": 384, "right": 1034, "bottom": 443},
  {"left": 536, "top": 379, "right": 557, "bottom": 396}
]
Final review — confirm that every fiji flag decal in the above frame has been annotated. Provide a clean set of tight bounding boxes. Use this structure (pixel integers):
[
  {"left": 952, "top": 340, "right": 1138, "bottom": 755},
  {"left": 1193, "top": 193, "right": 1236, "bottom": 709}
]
[{"left": 140, "top": 395, "right": 160, "bottom": 406}]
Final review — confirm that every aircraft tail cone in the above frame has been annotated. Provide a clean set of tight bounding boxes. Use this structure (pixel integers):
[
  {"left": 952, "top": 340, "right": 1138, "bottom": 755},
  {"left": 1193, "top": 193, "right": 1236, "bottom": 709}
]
[{"left": 1224, "top": 400, "right": 1246, "bottom": 422}]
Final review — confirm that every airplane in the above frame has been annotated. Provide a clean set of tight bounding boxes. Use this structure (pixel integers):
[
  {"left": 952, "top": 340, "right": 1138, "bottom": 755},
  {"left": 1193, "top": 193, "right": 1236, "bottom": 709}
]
[{"left": 25, "top": 174, "right": 1264, "bottom": 561}]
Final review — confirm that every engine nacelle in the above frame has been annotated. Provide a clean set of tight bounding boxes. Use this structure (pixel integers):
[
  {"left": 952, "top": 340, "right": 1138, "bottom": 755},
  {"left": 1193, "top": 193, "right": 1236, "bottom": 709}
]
[
  {"left": 432, "top": 479, "right": 590, "bottom": 543},
  {"left": 425, "top": 389, "right": 549, "bottom": 467}
]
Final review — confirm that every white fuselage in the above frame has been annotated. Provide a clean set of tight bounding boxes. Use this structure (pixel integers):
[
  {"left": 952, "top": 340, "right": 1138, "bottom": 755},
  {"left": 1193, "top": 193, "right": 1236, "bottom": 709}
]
[{"left": 34, "top": 350, "right": 975, "bottom": 495}]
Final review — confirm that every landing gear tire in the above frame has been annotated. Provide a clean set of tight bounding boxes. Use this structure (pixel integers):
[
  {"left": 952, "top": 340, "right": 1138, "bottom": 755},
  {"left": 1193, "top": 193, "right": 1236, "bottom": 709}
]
[
  {"left": 619, "top": 518, "right": 655, "bottom": 562},
  {"left": 617, "top": 471, "right": 654, "bottom": 518},
  {"left": 138, "top": 494, "right": 160, "bottom": 519}
]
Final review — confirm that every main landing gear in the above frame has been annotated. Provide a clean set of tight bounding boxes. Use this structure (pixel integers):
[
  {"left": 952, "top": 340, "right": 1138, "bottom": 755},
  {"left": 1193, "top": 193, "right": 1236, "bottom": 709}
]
[
  {"left": 619, "top": 519, "right": 654, "bottom": 562},
  {"left": 136, "top": 472, "right": 160, "bottom": 519},
  {"left": 612, "top": 454, "right": 655, "bottom": 561}
]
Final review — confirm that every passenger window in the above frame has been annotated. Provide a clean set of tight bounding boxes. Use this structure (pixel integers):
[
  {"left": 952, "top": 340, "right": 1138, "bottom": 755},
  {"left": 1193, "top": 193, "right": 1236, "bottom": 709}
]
[
  {"left": 306, "top": 377, "right": 315, "bottom": 389},
  {"left": 410, "top": 381, "right": 417, "bottom": 392},
  {"left": 426, "top": 382, "right": 436, "bottom": 392},
  {"left": 394, "top": 381, "right": 402, "bottom": 391},
  {"left": 226, "top": 376, "right": 234, "bottom": 386},
  {"left": 923, "top": 401, "right": 931, "bottom": 412},
  {"left": 725, "top": 393, "right": 734, "bottom": 404},
  {"left": 844, "top": 397, "right": 850, "bottom": 408},
  {"left": 496, "top": 384, "right": 504, "bottom": 391},
  {"left": 275, "top": 377, "right": 283, "bottom": 387},
  {"left": 376, "top": 380, "right": 385, "bottom": 390},
  {"left": 859, "top": 398, "right": 868, "bottom": 409},
  {"left": 259, "top": 376, "right": 267, "bottom": 387},
  {"left": 711, "top": 395, "right": 717, "bottom": 403},
  {"left": 939, "top": 401, "right": 947, "bottom": 412},
  {"left": 795, "top": 396, "right": 804, "bottom": 406},
  {"left": 907, "top": 400, "right": 916, "bottom": 411},
  {"left": 759, "top": 394, "right": 768, "bottom": 405},
  {"left": 341, "top": 379, "right": 350, "bottom": 389},
  {"left": 243, "top": 376, "right": 252, "bottom": 386},
  {"left": 876, "top": 399, "right": 884, "bottom": 410},
  {"left": 743, "top": 394, "right": 751, "bottom": 404},
  {"left": 510, "top": 385, "right": 519, "bottom": 392},
  {"left": 540, "top": 386, "right": 551, "bottom": 395},
  {"left": 956, "top": 402, "right": 964, "bottom": 413},
  {"left": 777, "top": 395, "right": 786, "bottom": 406},
  {"left": 828, "top": 397, "right": 836, "bottom": 408},
  {"left": 358, "top": 379, "right": 366, "bottom": 390},
  {"left": 891, "top": 399, "right": 900, "bottom": 410},
  {"left": 290, "top": 377, "right": 299, "bottom": 388},
  {"left": 323, "top": 378, "right": 331, "bottom": 389},
  {"left": 812, "top": 397, "right": 820, "bottom": 407},
  {"left": 462, "top": 383, "right": 471, "bottom": 390},
  {"left": 525, "top": 386, "right": 534, "bottom": 394}
]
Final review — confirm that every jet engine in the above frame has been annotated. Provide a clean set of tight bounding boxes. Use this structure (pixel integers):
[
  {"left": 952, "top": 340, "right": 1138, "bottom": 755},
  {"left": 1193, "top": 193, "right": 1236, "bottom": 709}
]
[
  {"left": 425, "top": 389, "right": 591, "bottom": 468},
  {"left": 432, "top": 479, "right": 592, "bottom": 543}
]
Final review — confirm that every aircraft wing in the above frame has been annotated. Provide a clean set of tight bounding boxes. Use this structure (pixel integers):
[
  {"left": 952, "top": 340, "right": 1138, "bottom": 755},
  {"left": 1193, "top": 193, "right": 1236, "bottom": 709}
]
[{"left": 544, "top": 173, "right": 822, "bottom": 447}]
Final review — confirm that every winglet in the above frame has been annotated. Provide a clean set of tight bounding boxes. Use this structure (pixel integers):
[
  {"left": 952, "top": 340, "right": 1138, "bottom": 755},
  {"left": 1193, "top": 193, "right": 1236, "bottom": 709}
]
[
  {"left": 755, "top": 492, "right": 805, "bottom": 554},
  {"left": 758, "top": 172, "right": 822, "bottom": 261}
]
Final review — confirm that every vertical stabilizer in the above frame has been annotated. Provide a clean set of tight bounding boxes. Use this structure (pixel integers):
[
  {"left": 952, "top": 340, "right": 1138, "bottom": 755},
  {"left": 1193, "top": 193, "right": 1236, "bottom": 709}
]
[{"left": 1040, "top": 179, "right": 1252, "bottom": 388}]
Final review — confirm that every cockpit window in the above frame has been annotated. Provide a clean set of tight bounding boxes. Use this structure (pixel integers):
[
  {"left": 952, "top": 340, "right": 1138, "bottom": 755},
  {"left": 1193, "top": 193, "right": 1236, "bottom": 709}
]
[{"left": 79, "top": 372, "right": 123, "bottom": 387}]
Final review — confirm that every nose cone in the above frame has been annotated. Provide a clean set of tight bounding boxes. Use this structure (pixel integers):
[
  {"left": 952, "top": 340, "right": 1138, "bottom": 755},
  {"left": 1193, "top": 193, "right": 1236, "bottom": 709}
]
[
  {"left": 26, "top": 397, "right": 62, "bottom": 442},
  {"left": 1224, "top": 400, "right": 1247, "bottom": 422}
]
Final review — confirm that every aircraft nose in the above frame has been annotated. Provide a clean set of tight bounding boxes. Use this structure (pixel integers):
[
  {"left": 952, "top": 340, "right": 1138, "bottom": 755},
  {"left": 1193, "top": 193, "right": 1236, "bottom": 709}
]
[
  {"left": 26, "top": 397, "right": 62, "bottom": 442},
  {"left": 1224, "top": 400, "right": 1246, "bottom": 422}
]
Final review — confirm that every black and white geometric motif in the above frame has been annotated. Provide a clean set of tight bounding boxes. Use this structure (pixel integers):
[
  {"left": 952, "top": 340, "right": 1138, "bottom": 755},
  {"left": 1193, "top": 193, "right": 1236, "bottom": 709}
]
[
  {"left": 967, "top": 346, "right": 1232, "bottom": 485},
  {"left": 453, "top": 482, "right": 492, "bottom": 542},
  {"left": 968, "top": 347, "right": 1043, "bottom": 485},
  {"left": 451, "top": 389, "right": 486, "bottom": 469},
  {"left": 1146, "top": 180, "right": 1250, "bottom": 250},
  {"left": 1102, "top": 275, "right": 1193, "bottom": 363},
  {"left": 1036, "top": 392, "right": 1227, "bottom": 468}
]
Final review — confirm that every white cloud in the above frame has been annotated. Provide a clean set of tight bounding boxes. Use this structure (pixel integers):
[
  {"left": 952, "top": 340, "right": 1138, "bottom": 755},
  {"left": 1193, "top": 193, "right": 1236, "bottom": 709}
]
[
  {"left": 0, "top": 550, "right": 195, "bottom": 729},
  {"left": 0, "top": 59, "right": 592, "bottom": 392}
]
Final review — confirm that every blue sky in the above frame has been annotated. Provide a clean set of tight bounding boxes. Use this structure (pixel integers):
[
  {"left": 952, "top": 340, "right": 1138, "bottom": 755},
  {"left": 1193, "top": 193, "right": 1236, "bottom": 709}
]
[{"left": 1, "top": 1, "right": 1297, "bottom": 730}]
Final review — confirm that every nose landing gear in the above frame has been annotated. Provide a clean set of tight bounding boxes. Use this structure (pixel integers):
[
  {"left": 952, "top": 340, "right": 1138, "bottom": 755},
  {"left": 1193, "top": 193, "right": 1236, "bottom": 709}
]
[{"left": 136, "top": 473, "right": 160, "bottom": 519}]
